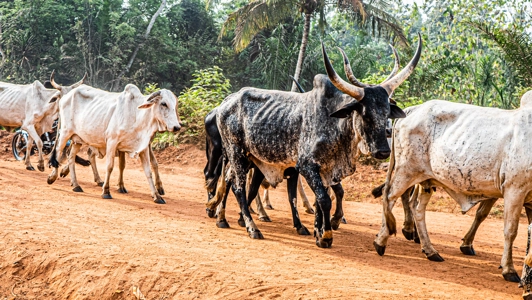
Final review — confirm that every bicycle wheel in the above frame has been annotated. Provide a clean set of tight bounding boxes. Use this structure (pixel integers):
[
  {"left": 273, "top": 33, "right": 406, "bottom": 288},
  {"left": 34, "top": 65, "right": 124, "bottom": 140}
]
[{"left": 12, "top": 132, "right": 28, "bottom": 161}]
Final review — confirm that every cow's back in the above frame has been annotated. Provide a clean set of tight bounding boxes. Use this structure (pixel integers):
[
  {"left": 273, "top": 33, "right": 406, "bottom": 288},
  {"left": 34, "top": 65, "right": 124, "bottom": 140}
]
[
  {"left": 0, "top": 82, "right": 32, "bottom": 127},
  {"left": 394, "top": 100, "right": 527, "bottom": 198}
]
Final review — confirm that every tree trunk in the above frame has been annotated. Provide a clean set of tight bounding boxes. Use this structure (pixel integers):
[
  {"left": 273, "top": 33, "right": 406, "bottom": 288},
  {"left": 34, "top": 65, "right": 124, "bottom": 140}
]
[
  {"left": 115, "top": 0, "right": 166, "bottom": 87},
  {"left": 0, "top": 14, "right": 6, "bottom": 65},
  {"left": 291, "top": 13, "right": 311, "bottom": 92}
]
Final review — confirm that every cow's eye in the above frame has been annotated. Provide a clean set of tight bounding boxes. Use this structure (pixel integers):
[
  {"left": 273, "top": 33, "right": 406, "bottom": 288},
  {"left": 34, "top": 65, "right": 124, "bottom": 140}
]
[{"left": 161, "top": 102, "right": 167, "bottom": 107}]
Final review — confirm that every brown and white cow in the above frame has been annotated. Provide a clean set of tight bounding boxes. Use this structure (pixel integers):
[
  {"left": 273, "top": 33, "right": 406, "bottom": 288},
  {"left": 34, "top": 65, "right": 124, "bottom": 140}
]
[
  {"left": 0, "top": 72, "right": 86, "bottom": 171},
  {"left": 47, "top": 84, "right": 180, "bottom": 203}
]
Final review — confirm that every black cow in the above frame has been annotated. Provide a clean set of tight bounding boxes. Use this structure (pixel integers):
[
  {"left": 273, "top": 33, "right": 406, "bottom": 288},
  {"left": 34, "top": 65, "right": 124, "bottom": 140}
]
[{"left": 208, "top": 35, "right": 421, "bottom": 247}]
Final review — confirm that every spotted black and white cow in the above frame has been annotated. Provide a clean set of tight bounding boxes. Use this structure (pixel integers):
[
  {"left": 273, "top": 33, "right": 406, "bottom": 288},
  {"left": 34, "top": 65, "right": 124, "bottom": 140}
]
[{"left": 207, "top": 35, "right": 421, "bottom": 247}]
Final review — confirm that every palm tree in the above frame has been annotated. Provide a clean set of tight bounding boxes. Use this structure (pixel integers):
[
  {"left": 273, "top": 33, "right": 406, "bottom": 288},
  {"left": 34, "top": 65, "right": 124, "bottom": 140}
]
[{"left": 217, "top": 0, "right": 407, "bottom": 92}]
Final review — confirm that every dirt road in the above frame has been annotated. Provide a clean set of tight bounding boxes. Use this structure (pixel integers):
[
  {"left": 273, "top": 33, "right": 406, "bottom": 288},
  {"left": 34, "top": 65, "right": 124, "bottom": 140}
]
[{"left": 0, "top": 146, "right": 527, "bottom": 299}]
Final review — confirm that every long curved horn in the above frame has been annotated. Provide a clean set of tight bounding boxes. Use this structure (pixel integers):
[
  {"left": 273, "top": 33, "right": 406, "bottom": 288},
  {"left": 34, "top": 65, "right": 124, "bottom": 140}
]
[
  {"left": 380, "top": 33, "right": 422, "bottom": 96},
  {"left": 70, "top": 72, "right": 88, "bottom": 89},
  {"left": 49, "top": 70, "right": 62, "bottom": 91},
  {"left": 322, "top": 42, "right": 364, "bottom": 100},
  {"left": 381, "top": 44, "right": 400, "bottom": 84},
  {"left": 338, "top": 47, "right": 371, "bottom": 88},
  {"left": 289, "top": 75, "right": 305, "bottom": 93}
]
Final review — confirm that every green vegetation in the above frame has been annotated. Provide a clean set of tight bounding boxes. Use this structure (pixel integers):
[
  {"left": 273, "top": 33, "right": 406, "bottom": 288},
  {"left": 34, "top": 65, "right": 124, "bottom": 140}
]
[{"left": 0, "top": 0, "right": 530, "bottom": 142}]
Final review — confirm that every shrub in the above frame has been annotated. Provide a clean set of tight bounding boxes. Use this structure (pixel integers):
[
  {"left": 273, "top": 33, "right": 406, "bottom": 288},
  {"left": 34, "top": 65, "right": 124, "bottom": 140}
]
[{"left": 177, "top": 66, "right": 232, "bottom": 143}]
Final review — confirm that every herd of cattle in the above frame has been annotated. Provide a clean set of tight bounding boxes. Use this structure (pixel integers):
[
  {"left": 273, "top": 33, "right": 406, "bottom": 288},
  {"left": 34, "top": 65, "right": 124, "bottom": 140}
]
[{"left": 2, "top": 34, "right": 532, "bottom": 297}]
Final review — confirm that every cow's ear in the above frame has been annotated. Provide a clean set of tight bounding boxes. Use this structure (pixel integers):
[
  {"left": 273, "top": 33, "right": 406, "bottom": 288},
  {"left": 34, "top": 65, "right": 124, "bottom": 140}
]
[
  {"left": 49, "top": 91, "right": 61, "bottom": 103},
  {"left": 138, "top": 102, "right": 155, "bottom": 109},
  {"left": 389, "top": 103, "right": 406, "bottom": 119},
  {"left": 330, "top": 100, "right": 362, "bottom": 118}
]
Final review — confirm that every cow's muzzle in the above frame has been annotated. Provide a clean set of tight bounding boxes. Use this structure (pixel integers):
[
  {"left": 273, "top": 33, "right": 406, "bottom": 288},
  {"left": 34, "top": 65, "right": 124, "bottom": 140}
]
[
  {"left": 171, "top": 125, "right": 181, "bottom": 132},
  {"left": 373, "top": 150, "right": 391, "bottom": 160}
]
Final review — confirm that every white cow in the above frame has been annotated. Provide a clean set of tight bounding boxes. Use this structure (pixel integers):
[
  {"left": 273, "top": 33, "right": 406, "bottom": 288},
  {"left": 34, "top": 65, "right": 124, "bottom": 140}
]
[
  {"left": 0, "top": 72, "right": 86, "bottom": 171},
  {"left": 374, "top": 98, "right": 532, "bottom": 283},
  {"left": 47, "top": 84, "right": 181, "bottom": 203}
]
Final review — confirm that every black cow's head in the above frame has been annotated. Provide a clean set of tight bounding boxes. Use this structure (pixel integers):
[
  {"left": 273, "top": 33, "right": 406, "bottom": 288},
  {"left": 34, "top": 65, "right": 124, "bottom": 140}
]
[{"left": 322, "top": 34, "right": 422, "bottom": 159}]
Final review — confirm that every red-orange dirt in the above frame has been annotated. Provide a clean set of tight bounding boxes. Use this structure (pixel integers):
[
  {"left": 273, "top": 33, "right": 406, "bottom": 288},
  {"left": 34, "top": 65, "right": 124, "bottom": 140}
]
[{"left": 0, "top": 142, "right": 527, "bottom": 299}]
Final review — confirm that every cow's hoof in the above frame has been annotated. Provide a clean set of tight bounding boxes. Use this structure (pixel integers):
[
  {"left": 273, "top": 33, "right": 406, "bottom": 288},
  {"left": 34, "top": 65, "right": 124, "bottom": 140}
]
[
  {"left": 523, "top": 293, "right": 532, "bottom": 300},
  {"left": 102, "top": 193, "right": 113, "bottom": 199},
  {"left": 305, "top": 207, "right": 315, "bottom": 214},
  {"left": 265, "top": 205, "right": 274, "bottom": 210},
  {"left": 38, "top": 165, "right": 45, "bottom": 172},
  {"left": 414, "top": 235, "right": 420, "bottom": 244},
  {"left": 248, "top": 229, "right": 264, "bottom": 239},
  {"left": 503, "top": 272, "right": 520, "bottom": 283},
  {"left": 154, "top": 198, "right": 166, "bottom": 204},
  {"left": 341, "top": 217, "right": 347, "bottom": 224},
  {"left": 72, "top": 186, "right": 83, "bottom": 193},
  {"left": 60, "top": 171, "right": 68, "bottom": 178},
  {"left": 47, "top": 177, "right": 56, "bottom": 185},
  {"left": 26, "top": 166, "right": 35, "bottom": 171},
  {"left": 216, "top": 219, "right": 230, "bottom": 228},
  {"left": 297, "top": 226, "right": 311, "bottom": 236},
  {"left": 316, "top": 237, "right": 333, "bottom": 248},
  {"left": 117, "top": 187, "right": 128, "bottom": 194},
  {"left": 331, "top": 218, "right": 341, "bottom": 231},
  {"left": 97, "top": 182, "right": 104, "bottom": 187},
  {"left": 157, "top": 187, "right": 165, "bottom": 195},
  {"left": 206, "top": 208, "right": 216, "bottom": 219},
  {"left": 460, "top": 245, "right": 476, "bottom": 256},
  {"left": 426, "top": 253, "right": 445, "bottom": 262},
  {"left": 373, "top": 241, "right": 386, "bottom": 256},
  {"left": 259, "top": 216, "right": 271, "bottom": 222},
  {"left": 237, "top": 215, "right": 246, "bottom": 227},
  {"left": 402, "top": 229, "right": 416, "bottom": 241}
]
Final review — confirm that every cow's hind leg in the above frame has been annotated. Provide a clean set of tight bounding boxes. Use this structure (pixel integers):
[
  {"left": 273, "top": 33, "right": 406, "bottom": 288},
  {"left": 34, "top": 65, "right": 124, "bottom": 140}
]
[
  {"left": 139, "top": 148, "right": 165, "bottom": 204},
  {"left": 410, "top": 184, "right": 444, "bottom": 262},
  {"left": 68, "top": 143, "right": 83, "bottom": 192},
  {"left": 117, "top": 151, "right": 128, "bottom": 193},
  {"left": 401, "top": 186, "right": 417, "bottom": 241},
  {"left": 263, "top": 188, "right": 273, "bottom": 210},
  {"left": 330, "top": 183, "right": 344, "bottom": 230},
  {"left": 300, "top": 163, "right": 333, "bottom": 248},
  {"left": 87, "top": 148, "right": 104, "bottom": 186},
  {"left": 460, "top": 198, "right": 497, "bottom": 256},
  {"left": 298, "top": 176, "right": 314, "bottom": 214},
  {"left": 101, "top": 143, "right": 118, "bottom": 200},
  {"left": 47, "top": 129, "right": 72, "bottom": 185},
  {"left": 206, "top": 161, "right": 227, "bottom": 218},
  {"left": 285, "top": 168, "right": 310, "bottom": 235},
  {"left": 247, "top": 168, "right": 271, "bottom": 222},
  {"left": 216, "top": 178, "right": 231, "bottom": 228}
]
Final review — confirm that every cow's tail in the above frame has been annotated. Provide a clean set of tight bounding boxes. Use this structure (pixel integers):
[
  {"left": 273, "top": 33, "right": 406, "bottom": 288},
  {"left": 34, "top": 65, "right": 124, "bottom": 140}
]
[
  {"left": 382, "top": 121, "right": 397, "bottom": 236},
  {"left": 205, "top": 155, "right": 223, "bottom": 192}
]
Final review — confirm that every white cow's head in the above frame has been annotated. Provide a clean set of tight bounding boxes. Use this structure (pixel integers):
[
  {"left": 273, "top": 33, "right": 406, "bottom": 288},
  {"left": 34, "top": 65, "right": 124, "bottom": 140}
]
[
  {"left": 138, "top": 89, "right": 181, "bottom": 133},
  {"left": 48, "top": 70, "right": 88, "bottom": 103}
]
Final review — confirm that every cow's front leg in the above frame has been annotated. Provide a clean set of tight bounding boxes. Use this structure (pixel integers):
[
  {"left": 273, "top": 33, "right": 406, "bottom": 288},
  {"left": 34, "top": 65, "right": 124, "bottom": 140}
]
[
  {"left": 88, "top": 148, "right": 104, "bottom": 186},
  {"left": 460, "top": 198, "right": 497, "bottom": 256},
  {"left": 139, "top": 148, "right": 165, "bottom": 204},
  {"left": 47, "top": 129, "right": 72, "bottom": 185},
  {"left": 410, "top": 184, "right": 444, "bottom": 262},
  {"left": 330, "top": 183, "right": 344, "bottom": 230},
  {"left": 285, "top": 168, "right": 309, "bottom": 235},
  {"left": 117, "top": 151, "right": 128, "bottom": 193},
  {"left": 68, "top": 143, "right": 83, "bottom": 192},
  {"left": 101, "top": 144, "right": 117, "bottom": 200},
  {"left": 300, "top": 163, "right": 333, "bottom": 248},
  {"left": 23, "top": 125, "right": 43, "bottom": 171},
  {"left": 149, "top": 147, "right": 164, "bottom": 195},
  {"left": 500, "top": 189, "right": 524, "bottom": 283}
]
